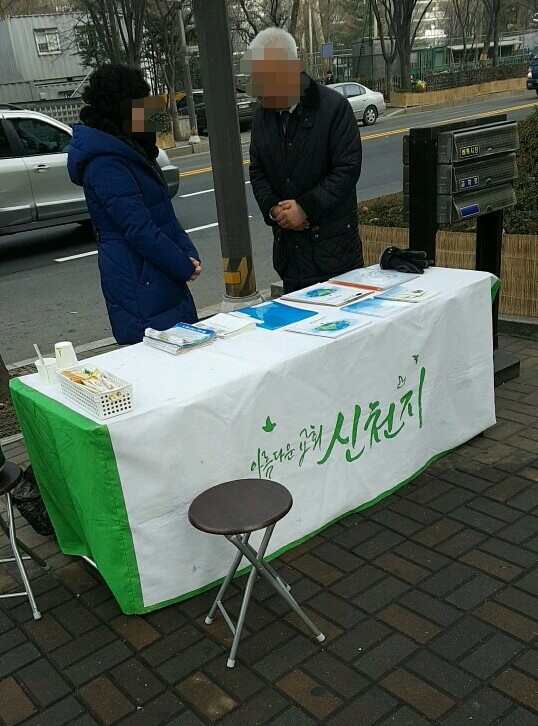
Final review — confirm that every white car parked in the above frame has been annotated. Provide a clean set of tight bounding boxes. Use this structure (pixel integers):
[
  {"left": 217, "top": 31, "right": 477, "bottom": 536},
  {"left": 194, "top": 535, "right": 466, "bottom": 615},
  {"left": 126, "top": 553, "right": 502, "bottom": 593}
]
[
  {"left": 328, "top": 82, "right": 387, "bottom": 126},
  {"left": 0, "top": 106, "right": 179, "bottom": 236}
]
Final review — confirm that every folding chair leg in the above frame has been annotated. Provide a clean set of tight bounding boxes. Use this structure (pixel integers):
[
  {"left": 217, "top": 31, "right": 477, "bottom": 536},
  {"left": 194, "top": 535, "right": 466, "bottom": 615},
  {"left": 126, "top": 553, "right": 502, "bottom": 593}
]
[
  {"left": 0, "top": 508, "right": 49, "bottom": 571},
  {"left": 228, "top": 532, "right": 325, "bottom": 644},
  {"left": 227, "top": 527, "right": 274, "bottom": 668},
  {"left": 4, "top": 493, "right": 41, "bottom": 620},
  {"left": 206, "top": 533, "right": 250, "bottom": 625}
]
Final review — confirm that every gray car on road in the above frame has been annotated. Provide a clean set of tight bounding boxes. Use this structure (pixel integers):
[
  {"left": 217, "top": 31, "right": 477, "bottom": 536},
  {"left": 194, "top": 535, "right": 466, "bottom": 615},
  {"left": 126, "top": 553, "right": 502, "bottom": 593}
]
[
  {"left": 0, "top": 108, "right": 180, "bottom": 236},
  {"left": 327, "top": 82, "right": 387, "bottom": 126}
]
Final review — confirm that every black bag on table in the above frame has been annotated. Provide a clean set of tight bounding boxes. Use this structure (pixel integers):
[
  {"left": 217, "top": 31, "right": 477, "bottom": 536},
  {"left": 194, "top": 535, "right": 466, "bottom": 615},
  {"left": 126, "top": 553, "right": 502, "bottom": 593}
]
[{"left": 11, "top": 466, "right": 55, "bottom": 537}]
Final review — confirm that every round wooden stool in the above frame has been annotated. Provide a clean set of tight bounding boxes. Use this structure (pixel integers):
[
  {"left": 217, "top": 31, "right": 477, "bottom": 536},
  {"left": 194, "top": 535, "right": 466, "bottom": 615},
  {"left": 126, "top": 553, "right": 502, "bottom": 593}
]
[
  {"left": 189, "top": 478, "right": 325, "bottom": 668},
  {"left": 0, "top": 462, "right": 41, "bottom": 620}
]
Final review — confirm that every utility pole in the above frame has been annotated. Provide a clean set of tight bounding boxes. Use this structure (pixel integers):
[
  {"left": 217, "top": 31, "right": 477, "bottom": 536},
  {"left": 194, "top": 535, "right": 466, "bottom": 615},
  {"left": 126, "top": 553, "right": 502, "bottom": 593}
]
[
  {"left": 192, "top": 0, "right": 261, "bottom": 310},
  {"left": 178, "top": 0, "right": 200, "bottom": 144},
  {"left": 309, "top": 0, "right": 314, "bottom": 73}
]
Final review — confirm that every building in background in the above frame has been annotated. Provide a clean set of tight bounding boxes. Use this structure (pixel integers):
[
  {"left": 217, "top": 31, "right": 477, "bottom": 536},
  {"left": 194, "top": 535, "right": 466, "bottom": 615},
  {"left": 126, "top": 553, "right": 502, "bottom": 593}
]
[
  {"left": 414, "top": 0, "right": 449, "bottom": 42},
  {"left": 0, "top": 13, "right": 88, "bottom": 104}
]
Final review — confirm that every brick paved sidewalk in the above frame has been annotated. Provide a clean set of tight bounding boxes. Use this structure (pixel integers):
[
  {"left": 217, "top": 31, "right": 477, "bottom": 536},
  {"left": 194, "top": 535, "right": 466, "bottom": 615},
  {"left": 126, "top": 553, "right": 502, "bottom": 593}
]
[{"left": 1, "top": 333, "right": 537, "bottom": 726}]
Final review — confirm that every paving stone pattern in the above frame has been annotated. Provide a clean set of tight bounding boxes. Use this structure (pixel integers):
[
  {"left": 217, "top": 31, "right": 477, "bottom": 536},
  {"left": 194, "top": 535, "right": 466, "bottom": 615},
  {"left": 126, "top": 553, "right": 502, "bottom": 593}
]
[{"left": 1, "top": 334, "right": 537, "bottom": 724}]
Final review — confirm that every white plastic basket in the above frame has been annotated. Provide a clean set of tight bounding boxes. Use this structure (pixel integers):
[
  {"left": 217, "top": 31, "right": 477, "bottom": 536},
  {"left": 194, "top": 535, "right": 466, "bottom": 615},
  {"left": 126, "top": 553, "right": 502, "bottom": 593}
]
[{"left": 57, "top": 365, "right": 133, "bottom": 420}]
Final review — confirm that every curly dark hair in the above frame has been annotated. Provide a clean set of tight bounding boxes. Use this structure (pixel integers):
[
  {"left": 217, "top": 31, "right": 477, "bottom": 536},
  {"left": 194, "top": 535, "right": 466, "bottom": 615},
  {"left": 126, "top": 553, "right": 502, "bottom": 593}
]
[
  {"left": 81, "top": 64, "right": 150, "bottom": 119},
  {"left": 79, "top": 64, "right": 158, "bottom": 161}
]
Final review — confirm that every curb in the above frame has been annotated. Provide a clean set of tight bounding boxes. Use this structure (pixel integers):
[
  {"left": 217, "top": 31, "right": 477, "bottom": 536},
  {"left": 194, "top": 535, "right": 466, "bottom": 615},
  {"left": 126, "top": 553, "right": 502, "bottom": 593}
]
[
  {"left": 387, "top": 90, "right": 532, "bottom": 116},
  {"left": 166, "top": 137, "right": 251, "bottom": 160}
]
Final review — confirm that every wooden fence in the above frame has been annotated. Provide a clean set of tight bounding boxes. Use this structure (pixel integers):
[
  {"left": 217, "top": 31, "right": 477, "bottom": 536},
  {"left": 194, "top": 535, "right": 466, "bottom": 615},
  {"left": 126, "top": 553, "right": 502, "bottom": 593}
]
[{"left": 359, "top": 225, "right": 538, "bottom": 318}]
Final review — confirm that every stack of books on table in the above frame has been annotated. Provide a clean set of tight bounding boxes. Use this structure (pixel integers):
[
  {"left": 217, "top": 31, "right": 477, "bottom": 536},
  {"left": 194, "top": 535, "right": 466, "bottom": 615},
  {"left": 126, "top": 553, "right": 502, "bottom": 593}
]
[
  {"left": 143, "top": 323, "right": 216, "bottom": 355},
  {"left": 193, "top": 313, "right": 255, "bottom": 339},
  {"left": 329, "top": 267, "right": 420, "bottom": 292}
]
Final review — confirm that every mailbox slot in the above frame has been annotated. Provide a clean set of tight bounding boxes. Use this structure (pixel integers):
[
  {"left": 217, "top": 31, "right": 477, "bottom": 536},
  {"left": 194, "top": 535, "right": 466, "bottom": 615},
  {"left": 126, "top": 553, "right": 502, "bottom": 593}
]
[
  {"left": 437, "top": 183, "right": 517, "bottom": 224},
  {"left": 437, "top": 121, "right": 519, "bottom": 164},
  {"left": 437, "top": 152, "right": 518, "bottom": 195}
]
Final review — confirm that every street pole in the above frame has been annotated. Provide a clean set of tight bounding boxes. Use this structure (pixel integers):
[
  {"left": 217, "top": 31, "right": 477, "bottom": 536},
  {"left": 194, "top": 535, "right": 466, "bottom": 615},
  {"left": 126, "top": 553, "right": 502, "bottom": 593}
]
[
  {"left": 192, "top": 0, "right": 261, "bottom": 310},
  {"left": 309, "top": 0, "right": 314, "bottom": 74},
  {"left": 178, "top": 1, "right": 200, "bottom": 144}
]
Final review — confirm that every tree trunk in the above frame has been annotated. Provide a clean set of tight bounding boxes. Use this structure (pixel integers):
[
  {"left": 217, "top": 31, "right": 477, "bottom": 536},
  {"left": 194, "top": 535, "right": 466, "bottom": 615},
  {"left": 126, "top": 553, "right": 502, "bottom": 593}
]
[
  {"left": 480, "top": 18, "right": 493, "bottom": 64},
  {"left": 399, "top": 55, "right": 412, "bottom": 92},
  {"left": 0, "top": 354, "right": 11, "bottom": 403},
  {"left": 169, "top": 80, "right": 181, "bottom": 140},
  {"left": 310, "top": 0, "right": 325, "bottom": 50},
  {"left": 289, "top": 0, "right": 300, "bottom": 38},
  {"left": 385, "top": 62, "right": 393, "bottom": 99},
  {"left": 492, "top": 17, "right": 499, "bottom": 66}
]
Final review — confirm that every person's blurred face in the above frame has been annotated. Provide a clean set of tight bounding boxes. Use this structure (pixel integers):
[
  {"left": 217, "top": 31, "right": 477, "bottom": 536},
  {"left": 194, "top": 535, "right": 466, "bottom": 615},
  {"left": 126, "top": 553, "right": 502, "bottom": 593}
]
[
  {"left": 242, "top": 47, "right": 301, "bottom": 110},
  {"left": 122, "top": 96, "right": 165, "bottom": 133}
]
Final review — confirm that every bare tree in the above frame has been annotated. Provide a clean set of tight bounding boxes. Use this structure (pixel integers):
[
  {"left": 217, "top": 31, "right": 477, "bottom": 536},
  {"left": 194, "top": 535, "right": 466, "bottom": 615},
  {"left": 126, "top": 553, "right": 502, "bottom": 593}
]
[
  {"left": 448, "top": 0, "right": 483, "bottom": 66},
  {"left": 481, "top": 0, "right": 502, "bottom": 65},
  {"left": 75, "top": 0, "right": 147, "bottom": 67},
  {"left": 289, "top": 0, "right": 300, "bottom": 36},
  {"left": 372, "top": 0, "right": 433, "bottom": 92},
  {"left": 228, "top": 0, "right": 291, "bottom": 45},
  {"left": 372, "top": 0, "right": 397, "bottom": 95},
  {"left": 0, "top": 0, "right": 73, "bottom": 14},
  {"left": 146, "top": 0, "right": 182, "bottom": 135}
]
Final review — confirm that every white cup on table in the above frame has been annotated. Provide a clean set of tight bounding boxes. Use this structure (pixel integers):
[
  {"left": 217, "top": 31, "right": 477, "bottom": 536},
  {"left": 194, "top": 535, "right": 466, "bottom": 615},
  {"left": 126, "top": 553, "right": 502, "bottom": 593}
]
[
  {"left": 35, "top": 357, "right": 57, "bottom": 385},
  {"left": 54, "top": 341, "right": 78, "bottom": 370}
]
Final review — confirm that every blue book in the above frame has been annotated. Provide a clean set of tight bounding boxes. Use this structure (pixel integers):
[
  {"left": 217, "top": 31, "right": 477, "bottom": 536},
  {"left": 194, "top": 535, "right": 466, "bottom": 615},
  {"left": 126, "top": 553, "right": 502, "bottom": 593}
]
[{"left": 231, "top": 301, "right": 318, "bottom": 331}]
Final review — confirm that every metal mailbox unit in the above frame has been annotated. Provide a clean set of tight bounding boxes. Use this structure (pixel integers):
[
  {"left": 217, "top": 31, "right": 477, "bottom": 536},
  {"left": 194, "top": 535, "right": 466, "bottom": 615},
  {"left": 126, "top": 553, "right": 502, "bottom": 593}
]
[
  {"left": 404, "top": 115, "right": 520, "bottom": 386},
  {"left": 435, "top": 121, "right": 519, "bottom": 224},
  {"left": 403, "top": 120, "right": 519, "bottom": 225}
]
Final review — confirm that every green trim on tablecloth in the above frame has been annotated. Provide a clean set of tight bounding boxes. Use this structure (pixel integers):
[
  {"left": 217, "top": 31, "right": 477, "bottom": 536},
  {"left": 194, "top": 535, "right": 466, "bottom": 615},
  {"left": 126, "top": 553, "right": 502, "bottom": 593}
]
[
  {"left": 491, "top": 279, "right": 501, "bottom": 302},
  {"left": 9, "top": 379, "right": 144, "bottom": 613},
  {"left": 132, "top": 446, "right": 454, "bottom": 614}
]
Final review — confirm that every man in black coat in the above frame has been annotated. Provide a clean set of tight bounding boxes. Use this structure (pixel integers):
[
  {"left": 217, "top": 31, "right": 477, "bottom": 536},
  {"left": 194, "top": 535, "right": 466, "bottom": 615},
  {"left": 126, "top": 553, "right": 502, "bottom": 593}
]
[{"left": 245, "top": 28, "right": 363, "bottom": 293}]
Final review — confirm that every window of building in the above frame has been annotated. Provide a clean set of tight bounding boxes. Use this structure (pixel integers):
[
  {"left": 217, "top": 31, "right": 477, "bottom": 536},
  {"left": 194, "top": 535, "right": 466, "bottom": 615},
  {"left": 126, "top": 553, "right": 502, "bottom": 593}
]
[{"left": 34, "top": 28, "right": 61, "bottom": 56}]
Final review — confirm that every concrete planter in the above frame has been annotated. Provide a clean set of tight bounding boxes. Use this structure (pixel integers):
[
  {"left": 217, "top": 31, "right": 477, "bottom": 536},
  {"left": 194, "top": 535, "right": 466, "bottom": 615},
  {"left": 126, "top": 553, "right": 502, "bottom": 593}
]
[
  {"left": 156, "top": 131, "right": 175, "bottom": 149},
  {"left": 359, "top": 224, "right": 538, "bottom": 318},
  {"left": 391, "top": 78, "right": 525, "bottom": 107}
]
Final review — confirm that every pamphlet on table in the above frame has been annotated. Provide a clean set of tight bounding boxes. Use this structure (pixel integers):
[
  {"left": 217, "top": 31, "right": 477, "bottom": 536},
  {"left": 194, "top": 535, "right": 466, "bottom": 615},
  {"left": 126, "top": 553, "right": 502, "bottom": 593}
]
[
  {"left": 143, "top": 323, "right": 216, "bottom": 355},
  {"left": 193, "top": 313, "right": 255, "bottom": 338},
  {"left": 231, "top": 301, "right": 318, "bottom": 331},
  {"left": 281, "top": 283, "right": 371, "bottom": 307},
  {"left": 330, "top": 267, "right": 420, "bottom": 291},
  {"left": 342, "top": 298, "right": 413, "bottom": 318},
  {"left": 285, "top": 316, "right": 371, "bottom": 338},
  {"left": 375, "top": 286, "right": 441, "bottom": 303}
]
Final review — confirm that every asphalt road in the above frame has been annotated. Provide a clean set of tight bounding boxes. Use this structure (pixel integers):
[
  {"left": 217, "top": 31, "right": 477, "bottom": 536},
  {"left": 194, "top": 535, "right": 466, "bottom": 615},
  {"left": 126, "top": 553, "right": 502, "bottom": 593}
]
[{"left": 1, "top": 93, "right": 536, "bottom": 365}]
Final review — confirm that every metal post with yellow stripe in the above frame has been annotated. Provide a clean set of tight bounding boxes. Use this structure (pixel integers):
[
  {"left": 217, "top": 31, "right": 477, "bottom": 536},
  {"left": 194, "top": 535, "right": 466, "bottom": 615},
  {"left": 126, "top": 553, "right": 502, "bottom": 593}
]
[{"left": 193, "top": 0, "right": 263, "bottom": 311}]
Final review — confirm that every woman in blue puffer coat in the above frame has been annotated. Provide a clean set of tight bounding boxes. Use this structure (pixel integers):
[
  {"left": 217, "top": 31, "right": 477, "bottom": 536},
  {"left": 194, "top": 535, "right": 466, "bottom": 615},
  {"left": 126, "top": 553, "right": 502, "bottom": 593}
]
[{"left": 68, "top": 64, "right": 201, "bottom": 344}]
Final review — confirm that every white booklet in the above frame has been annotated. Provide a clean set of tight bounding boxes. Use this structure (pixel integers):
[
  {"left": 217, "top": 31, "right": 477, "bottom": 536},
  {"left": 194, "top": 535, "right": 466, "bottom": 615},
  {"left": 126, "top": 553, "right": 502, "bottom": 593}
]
[
  {"left": 285, "top": 316, "right": 371, "bottom": 339},
  {"left": 194, "top": 313, "right": 255, "bottom": 338},
  {"left": 281, "top": 282, "right": 372, "bottom": 307},
  {"left": 375, "top": 286, "right": 441, "bottom": 303},
  {"left": 330, "top": 267, "right": 420, "bottom": 291}
]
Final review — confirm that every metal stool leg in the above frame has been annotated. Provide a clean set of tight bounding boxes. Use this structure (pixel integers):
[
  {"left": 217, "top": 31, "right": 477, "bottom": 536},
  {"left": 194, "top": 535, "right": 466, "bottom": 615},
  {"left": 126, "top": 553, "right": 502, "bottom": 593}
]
[
  {"left": 228, "top": 529, "right": 325, "bottom": 645},
  {"left": 226, "top": 526, "right": 274, "bottom": 668},
  {"left": 0, "top": 509, "right": 50, "bottom": 571},
  {"left": 206, "top": 533, "right": 250, "bottom": 625},
  {"left": 1, "top": 493, "right": 41, "bottom": 620},
  {"left": 242, "top": 540, "right": 292, "bottom": 593}
]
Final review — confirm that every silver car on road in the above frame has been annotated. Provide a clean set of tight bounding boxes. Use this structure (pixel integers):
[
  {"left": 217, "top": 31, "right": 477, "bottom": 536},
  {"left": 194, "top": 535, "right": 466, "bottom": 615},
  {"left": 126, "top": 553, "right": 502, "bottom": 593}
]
[
  {"left": 328, "top": 82, "right": 387, "bottom": 126},
  {"left": 0, "top": 107, "right": 180, "bottom": 236}
]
